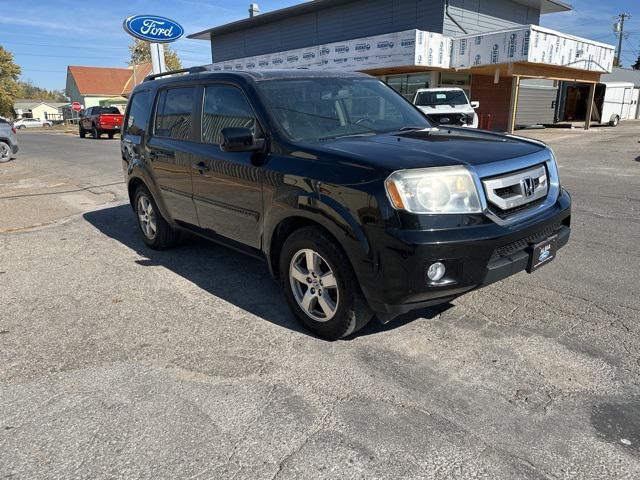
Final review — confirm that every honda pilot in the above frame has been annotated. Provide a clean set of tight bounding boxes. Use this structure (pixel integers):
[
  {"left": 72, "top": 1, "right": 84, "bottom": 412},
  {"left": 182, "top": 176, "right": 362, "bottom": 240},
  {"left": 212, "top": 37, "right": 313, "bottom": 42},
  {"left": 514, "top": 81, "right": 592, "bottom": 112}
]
[{"left": 121, "top": 69, "right": 571, "bottom": 340}]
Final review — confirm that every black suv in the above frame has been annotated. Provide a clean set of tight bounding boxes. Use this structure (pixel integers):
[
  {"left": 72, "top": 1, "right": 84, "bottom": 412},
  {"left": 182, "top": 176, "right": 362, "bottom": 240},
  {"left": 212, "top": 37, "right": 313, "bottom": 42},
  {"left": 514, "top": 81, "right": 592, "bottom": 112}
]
[{"left": 122, "top": 69, "right": 571, "bottom": 340}]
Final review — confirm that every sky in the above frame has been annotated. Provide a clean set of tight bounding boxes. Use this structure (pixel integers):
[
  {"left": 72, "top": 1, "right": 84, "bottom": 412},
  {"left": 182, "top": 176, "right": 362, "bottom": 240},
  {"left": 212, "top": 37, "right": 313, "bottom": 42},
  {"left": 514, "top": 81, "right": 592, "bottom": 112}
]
[{"left": 0, "top": 0, "right": 639, "bottom": 92}]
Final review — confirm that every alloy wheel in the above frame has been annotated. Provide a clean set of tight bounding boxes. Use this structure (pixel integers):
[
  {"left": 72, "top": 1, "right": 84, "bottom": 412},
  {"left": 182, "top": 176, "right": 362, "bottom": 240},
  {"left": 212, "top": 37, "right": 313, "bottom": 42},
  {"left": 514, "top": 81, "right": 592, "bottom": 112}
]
[
  {"left": 289, "top": 248, "right": 339, "bottom": 322},
  {"left": 0, "top": 143, "right": 10, "bottom": 162},
  {"left": 137, "top": 195, "right": 157, "bottom": 240}
]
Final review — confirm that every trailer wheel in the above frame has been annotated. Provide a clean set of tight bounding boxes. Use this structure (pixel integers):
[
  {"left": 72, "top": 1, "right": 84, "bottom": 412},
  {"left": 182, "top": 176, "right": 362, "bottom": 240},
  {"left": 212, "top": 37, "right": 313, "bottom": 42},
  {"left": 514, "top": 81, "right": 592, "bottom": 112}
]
[{"left": 609, "top": 115, "right": 620, "bottom": 127}]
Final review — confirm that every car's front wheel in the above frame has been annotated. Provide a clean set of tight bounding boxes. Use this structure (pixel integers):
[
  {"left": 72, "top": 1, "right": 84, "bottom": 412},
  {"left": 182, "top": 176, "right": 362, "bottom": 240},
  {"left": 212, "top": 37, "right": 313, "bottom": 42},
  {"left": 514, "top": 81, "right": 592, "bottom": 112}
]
[
  {"left": 134, "top": 185, "right": 180, "bottom": 249},
  {"left": 79, "top": 125, "right": 86, "bottom": 138},
  {"left": 92, "top": 125, "right": 100, "bottom": 139},
  {"left": 280, "top": 227, "right": 372, "bottom": 340}
]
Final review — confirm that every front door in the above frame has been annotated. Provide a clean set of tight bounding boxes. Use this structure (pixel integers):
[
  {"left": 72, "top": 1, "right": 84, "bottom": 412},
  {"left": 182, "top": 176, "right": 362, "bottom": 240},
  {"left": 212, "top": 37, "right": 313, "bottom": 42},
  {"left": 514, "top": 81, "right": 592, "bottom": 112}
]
[
  {"left": 190, "top": 84, "right": 264, "bottom": 249},
  {"left": 147, "top": 86, "right": 198, "bottom": 225}
]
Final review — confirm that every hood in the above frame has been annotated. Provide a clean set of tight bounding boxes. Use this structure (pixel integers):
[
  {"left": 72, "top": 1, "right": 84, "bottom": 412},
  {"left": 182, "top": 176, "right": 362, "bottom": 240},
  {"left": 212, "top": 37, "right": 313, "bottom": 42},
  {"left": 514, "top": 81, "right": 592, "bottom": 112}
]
[{"left": 296, "top": 128, "right": 546, "bottom": 174}]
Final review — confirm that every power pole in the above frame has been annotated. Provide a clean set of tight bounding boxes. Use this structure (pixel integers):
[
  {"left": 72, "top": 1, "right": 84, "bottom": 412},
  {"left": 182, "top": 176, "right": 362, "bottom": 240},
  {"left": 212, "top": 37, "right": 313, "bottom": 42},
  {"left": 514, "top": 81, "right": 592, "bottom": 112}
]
[{"left": 614, "top": 13, "right": 631, "bottom": 66}]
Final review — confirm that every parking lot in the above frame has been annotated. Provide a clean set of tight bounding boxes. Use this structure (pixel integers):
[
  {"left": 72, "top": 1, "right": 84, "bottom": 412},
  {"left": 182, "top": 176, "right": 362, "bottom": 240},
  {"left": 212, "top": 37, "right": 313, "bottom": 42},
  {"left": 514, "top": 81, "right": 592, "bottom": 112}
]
[{"left": 1, "top": 127, "right": 639, "bottom": 479}]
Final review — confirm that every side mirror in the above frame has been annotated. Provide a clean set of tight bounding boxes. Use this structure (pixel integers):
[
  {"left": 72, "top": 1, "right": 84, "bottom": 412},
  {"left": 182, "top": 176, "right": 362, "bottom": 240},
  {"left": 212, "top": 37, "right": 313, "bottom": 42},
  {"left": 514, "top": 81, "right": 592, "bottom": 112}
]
[
  {"left": 220, "top": 127, "right": 263, "bottom": 152},
  {"left": 470, "top": 101, "right": 480, "bottom": 109}
]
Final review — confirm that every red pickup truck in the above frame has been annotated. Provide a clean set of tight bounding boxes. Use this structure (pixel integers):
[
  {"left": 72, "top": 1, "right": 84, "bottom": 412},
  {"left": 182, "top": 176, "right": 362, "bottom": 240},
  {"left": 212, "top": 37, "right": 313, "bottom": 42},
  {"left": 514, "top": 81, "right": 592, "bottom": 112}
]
[{"left": 79, "top": 106, "right": 123, "bottom": 139}]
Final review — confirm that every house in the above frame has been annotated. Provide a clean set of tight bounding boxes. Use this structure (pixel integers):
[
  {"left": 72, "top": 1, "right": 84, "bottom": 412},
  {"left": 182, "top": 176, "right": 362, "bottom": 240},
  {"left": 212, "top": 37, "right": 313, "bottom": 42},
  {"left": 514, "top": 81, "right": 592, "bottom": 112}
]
[
  {"left": 189, "top": 0, "right": 616, "bottom": 131},
  {"left": 12, "top": 100, "right": 68, "bottom": 122},
  {"left": 65, "top": 64, "right": 152, "bottom": 112}
]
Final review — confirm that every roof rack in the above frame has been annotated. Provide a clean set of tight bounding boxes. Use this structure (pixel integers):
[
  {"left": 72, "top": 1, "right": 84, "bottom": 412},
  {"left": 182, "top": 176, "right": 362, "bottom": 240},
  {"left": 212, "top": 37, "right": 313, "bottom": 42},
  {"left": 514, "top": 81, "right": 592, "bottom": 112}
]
[{"left": 144, "top": 66, "right": 208, "bottom": 82}]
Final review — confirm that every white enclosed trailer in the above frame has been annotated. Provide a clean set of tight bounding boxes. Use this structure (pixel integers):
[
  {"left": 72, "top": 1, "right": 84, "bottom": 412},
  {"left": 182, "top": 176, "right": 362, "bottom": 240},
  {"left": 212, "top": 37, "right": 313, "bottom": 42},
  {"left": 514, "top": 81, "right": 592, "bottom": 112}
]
[{"left": 598, "top": 82, "right": 635, "bottom": 126}]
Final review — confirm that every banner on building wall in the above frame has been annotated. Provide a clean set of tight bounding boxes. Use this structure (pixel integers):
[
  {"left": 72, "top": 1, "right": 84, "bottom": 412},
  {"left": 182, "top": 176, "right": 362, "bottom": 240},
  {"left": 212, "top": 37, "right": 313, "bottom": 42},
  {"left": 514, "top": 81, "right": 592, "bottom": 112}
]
[
  {"left": 451, "top": 25, "right": 614, "bottom": 73},
  {"left": 208, "top": 29, "right": 452, "bottom": 73},
  {"left": 206, "top": 25, "right": 614, "bottom": 74}
]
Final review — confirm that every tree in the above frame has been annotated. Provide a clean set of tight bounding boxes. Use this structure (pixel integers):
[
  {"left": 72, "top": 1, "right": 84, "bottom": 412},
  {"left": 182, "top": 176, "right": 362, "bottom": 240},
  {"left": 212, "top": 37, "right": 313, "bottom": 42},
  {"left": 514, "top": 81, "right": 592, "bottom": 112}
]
[
  {"left": 128, "top": 39, "right": 182, "bottom": 71},
  {"left": 17, "top": 80, "right": 67, "bottom": 102},
  {"left": 632, "top": 55, "right": 640, "bottom": 70},
  {"left": 0, "top": 46, "right": 22, "bottom": 117}
]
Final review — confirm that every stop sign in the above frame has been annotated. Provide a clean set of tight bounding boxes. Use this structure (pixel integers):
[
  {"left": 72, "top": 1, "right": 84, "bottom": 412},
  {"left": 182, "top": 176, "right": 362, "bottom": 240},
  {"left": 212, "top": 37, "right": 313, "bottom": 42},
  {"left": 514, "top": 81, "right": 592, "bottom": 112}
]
[{"left": 71, "top": 102, "right": 82, "bottom": 112}]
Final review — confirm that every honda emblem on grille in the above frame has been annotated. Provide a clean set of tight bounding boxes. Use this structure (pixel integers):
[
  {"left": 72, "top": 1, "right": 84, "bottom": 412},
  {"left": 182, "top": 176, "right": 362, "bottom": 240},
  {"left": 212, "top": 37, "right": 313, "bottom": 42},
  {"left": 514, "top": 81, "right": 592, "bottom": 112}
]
[{"left": 521, "top": 177, "right": 536, "bottom": 197}]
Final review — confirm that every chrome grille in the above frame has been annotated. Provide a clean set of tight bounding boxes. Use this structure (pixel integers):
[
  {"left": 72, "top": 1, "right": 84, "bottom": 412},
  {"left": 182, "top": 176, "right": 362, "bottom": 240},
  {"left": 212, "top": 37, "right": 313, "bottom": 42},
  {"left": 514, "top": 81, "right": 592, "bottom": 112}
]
[{"left": 482, "top": 164, "right": 548, "bottom": 214}]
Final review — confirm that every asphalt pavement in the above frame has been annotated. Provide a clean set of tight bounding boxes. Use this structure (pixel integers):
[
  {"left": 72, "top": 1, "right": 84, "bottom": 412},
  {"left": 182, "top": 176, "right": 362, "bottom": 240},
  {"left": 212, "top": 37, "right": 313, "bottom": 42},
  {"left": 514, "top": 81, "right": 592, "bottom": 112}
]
[{"left": 1, "top": 127, "right": 639, "bottom": 479}]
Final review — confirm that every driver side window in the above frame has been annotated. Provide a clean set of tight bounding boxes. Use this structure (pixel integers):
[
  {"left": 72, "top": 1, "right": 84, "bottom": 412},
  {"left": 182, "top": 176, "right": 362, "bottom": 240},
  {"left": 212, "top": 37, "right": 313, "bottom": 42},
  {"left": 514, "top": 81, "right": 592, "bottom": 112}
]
[{"left": 201, "top": 85, "right": 260, "bottom": 145}]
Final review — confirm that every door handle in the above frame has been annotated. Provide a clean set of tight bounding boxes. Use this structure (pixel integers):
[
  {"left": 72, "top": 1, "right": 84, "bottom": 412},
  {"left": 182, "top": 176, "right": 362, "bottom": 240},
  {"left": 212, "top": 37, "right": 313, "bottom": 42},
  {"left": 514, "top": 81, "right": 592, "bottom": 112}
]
[
  {"left": 149, "top": 149, "right": 174, "bottom": 160},
  {"left": 192, "top": 161, "right": 210, "bottom": 173}
]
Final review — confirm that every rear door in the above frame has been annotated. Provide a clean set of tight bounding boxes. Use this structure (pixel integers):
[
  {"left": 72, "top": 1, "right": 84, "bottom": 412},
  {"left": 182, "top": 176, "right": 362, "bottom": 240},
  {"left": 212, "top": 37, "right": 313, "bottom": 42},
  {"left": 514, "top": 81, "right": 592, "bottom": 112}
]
[
  {"left": 81, "top": 108, "right": 92, "bottom": 130},
  {"left": 147, "top": 86, "right": 199, "bottom": 225},
  {"left": 190, "top": 83, "right": 265, "bottom": 249},
  {"left": 122, "top": 89, "right": 152, "bottom": 174},
  {"left": 622, "top": 88, "right": 633, "bottom": 120}
]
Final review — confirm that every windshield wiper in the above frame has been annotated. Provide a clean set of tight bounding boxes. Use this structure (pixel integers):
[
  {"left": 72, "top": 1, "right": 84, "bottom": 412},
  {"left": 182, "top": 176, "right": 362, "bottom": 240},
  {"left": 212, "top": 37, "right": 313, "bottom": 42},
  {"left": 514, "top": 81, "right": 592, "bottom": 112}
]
[
  {"left": 318, "top": 132, "right": 375, "bottom": 141},
  {"left": 398, "top": 126, "right": 428, "bottom": 132}
]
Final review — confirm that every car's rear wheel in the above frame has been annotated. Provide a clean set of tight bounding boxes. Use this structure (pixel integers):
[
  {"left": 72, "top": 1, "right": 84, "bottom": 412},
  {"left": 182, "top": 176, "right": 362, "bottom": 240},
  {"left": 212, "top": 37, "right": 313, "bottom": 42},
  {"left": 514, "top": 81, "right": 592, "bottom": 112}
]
[
  {"left": 108, "top": 132, "right": 115, "bottom": 139},
  {"left": 609, "top": 115, "right": 620, "bottom": 127},
  {"left": 134, "top": 185, "right": 180, "bottom": 249},
  {"left": 0, "top": 141, "right": 11, "bottom": 163},
  {"left": 280, "top": 227, "right": 372, "bottom": 340}
]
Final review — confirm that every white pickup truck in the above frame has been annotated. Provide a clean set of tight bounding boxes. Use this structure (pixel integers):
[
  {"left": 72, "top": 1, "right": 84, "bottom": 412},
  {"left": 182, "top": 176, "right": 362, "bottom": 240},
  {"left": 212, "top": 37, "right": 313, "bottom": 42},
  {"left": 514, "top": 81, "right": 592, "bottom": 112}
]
[{"left": 413, "top": 87, "right": 479, "bottom": 128}]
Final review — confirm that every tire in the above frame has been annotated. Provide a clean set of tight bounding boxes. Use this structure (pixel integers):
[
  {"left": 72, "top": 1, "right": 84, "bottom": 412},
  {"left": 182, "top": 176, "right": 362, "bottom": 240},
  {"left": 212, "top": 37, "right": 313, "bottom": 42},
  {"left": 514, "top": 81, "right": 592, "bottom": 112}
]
[
  {"left": 17, "top": 125, "right": 25, "bottom": 130},
  {"left": 134, "top": 184, "right": 180, "bottom": 250},
  {"left": 108, "top": 132, "right": 115, "bottom": 140},
  {"left": 0, "top": 141, "right": 11, "bottom": 163},
  {"left": 610, "top": 116, "right": 620, "bottom": 127},
  {"left": 279, "top": 226, "right": 373, "bottom": 340},
  {"left": 79, "top": 125, "right": 86, "bottom": 138},
  {"left": 92, "top": 125, "right": 100, "bottom": 139}
]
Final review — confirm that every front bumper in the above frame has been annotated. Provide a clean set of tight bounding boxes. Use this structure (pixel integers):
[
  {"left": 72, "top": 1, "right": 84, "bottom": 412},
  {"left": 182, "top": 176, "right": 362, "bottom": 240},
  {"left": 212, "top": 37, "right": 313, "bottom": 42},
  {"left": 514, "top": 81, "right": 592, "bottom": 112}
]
[{"left": 362, "top": 188, "right": 572, "bottom": 315}]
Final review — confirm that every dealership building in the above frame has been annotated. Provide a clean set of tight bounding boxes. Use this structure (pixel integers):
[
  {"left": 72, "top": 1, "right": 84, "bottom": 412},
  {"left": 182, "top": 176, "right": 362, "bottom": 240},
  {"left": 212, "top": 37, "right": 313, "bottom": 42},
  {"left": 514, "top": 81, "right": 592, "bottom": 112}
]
[{"left": 189, "top": 0, "right": 617, "bottom": 132}]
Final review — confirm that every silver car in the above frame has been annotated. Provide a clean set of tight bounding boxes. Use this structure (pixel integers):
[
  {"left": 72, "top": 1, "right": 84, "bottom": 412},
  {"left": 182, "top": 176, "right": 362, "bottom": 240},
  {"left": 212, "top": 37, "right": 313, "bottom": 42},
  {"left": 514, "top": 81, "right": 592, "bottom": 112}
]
[
  {"left": 13, "top": 118, "right": 52, "bottom": 129},
  {"left": 0, "top": 119, "right": 19, "bottom": 162}
]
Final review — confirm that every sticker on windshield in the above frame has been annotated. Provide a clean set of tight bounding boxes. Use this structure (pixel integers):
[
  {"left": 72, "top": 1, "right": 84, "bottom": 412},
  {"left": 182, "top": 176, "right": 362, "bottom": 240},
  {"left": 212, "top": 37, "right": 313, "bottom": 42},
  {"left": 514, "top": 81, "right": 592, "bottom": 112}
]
[{"left": 436, "top": 94, "right": 447, "bottom": 99}]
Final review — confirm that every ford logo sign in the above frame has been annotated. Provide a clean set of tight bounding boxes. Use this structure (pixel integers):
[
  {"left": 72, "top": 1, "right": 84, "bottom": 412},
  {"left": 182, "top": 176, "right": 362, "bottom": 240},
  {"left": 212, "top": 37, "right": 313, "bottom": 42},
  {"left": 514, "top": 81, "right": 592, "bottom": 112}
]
[
  {"left": 539, "top": 248, "right": 551, "bottom": 262},
  {"left": 123, "top": 15, "right": 184, "bottom": 43}
]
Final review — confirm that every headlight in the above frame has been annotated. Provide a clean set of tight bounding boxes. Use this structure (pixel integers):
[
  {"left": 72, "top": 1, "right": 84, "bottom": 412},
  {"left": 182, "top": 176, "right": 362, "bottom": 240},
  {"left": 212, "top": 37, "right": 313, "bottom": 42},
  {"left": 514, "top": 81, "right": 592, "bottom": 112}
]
[
  {"left": 548, "top": 147, "right": 561, "bottom": 185},
  {"left": 385, "top": 166, "right": 482, "bottom": 214}
]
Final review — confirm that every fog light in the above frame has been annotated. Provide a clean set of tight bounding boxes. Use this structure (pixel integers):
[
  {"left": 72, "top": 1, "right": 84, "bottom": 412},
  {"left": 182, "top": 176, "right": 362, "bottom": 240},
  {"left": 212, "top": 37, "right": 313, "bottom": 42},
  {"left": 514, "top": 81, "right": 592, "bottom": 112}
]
[{"left": 427, "top": 262, "right": 446, "bottom": 282}]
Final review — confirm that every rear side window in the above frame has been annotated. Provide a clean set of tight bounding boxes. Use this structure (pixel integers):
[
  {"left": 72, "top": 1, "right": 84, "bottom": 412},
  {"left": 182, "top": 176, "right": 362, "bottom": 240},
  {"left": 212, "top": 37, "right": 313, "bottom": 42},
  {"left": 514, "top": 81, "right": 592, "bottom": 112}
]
[
  {"left": 155, "top": 87, "right": 195, "bottom": 140},
  {"left": 202, "top": 85, "right": 258, "bottom": 145},
  {"left": 124, "top": 91, "right": 151, "bottom": 136}
]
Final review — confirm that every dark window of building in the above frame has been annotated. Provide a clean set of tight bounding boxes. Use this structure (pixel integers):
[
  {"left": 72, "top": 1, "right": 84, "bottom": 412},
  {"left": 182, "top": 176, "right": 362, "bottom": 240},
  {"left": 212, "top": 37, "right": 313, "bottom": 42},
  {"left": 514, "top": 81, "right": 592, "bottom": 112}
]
[
  {"left": 124, "top": 91, "right": 151, "bottom": 136},
  {"left": 385, "top": 73, "right": 431, "bottom": 100},
  {"left": 154, "top": 87, "right": 195, "bottom": 140},
  {"left": 201, "top": 85, "right": 258, "bottom": 145}
]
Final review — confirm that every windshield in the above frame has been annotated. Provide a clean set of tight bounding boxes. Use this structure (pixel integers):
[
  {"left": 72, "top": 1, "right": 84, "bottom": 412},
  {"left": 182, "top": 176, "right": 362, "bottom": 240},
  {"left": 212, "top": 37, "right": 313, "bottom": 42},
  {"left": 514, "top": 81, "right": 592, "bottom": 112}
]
[
  {"left": 415, "top": 90, "right": 469, "bottom": 107},
  {"left": 256, "top": 77, "right": 431, "bottom": 142}
]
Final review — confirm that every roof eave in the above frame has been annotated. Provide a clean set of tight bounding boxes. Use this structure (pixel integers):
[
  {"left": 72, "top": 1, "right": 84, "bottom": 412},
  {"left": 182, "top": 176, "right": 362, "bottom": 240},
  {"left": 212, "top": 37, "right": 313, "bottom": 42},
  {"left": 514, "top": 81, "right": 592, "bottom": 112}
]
[{"left": 540, "top": 0, "right": 572, "bottom": 14}]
